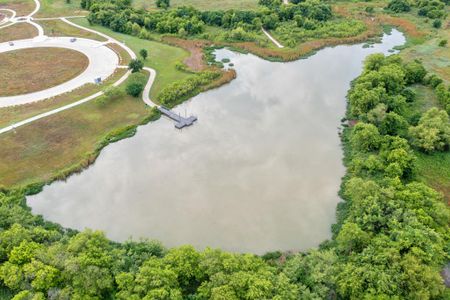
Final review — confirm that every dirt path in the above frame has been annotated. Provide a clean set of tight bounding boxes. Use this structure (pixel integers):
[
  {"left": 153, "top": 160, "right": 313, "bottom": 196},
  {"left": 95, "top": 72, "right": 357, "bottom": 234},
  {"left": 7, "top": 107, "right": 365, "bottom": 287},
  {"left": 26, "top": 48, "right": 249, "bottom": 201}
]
[{"left": 163, "top": 37, "right": 208, "bottom": 71}]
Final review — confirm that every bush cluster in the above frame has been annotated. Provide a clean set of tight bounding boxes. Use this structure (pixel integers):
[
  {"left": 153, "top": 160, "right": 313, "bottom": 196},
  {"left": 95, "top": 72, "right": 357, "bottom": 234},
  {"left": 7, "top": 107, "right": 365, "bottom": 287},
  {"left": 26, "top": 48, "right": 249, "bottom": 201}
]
[
  {"left": 126, "top": 72, "right": 147, "bottom": 97},
  {"left": 158, "top": 71, "right": 220, "bottom": 107}
]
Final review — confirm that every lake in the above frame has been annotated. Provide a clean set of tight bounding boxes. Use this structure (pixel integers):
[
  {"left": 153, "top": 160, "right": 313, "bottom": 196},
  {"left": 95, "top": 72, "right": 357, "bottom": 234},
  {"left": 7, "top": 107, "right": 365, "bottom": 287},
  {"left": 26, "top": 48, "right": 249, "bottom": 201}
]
[{"left": 28, "top": 30, "right": 405, "bottom": 254}]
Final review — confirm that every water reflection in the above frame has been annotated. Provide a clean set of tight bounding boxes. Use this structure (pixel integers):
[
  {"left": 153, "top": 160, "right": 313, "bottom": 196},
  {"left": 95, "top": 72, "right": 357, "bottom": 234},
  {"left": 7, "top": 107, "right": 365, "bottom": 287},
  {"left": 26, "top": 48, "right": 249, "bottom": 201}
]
[{"left": 28, "top": 30, "right": 405, "bottom": 254}]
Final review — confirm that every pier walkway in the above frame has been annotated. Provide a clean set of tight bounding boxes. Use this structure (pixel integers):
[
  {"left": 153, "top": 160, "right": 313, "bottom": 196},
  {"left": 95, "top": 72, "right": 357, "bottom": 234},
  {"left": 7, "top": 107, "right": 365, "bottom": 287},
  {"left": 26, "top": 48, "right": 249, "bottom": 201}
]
[{"left": 159, "top": 106, "right": 197, "bottom": 129}]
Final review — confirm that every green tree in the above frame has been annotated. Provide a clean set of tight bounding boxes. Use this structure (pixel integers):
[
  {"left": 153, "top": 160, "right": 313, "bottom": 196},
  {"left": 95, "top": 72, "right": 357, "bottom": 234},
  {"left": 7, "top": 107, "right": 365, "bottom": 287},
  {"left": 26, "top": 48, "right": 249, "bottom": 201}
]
[
  {"left": 139, "top": 49, "right": 148, "bottom": 60},
  {"left": 404, "top": 61, "right": 427, "bottom": 84},
  {"left": 128, "top": 59, "right": 144, "bottom": 73},
  {"left": 386, "top": 0, "right": 411, "bottom": 12},
  {"left": 156, "top": 0, "right": 170, "bottom": 9},
  {"left": 336, "top": 222, "right": 370, "bottom": 254},
  {"left": 350, "top": 123, "right": 382, "bottom": 152},
  {"left": 409, "top": 108, "right": 450, "bottom": 152},
  {"left": 115, "top": 258, "right": 182, "bottom": 299}
]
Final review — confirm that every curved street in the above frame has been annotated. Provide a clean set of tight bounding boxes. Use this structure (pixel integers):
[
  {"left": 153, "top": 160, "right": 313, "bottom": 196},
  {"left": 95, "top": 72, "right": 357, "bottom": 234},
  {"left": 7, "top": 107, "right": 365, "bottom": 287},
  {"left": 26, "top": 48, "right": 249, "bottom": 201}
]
[
  {"left": 0, "top": 37, "right": 119, "bottom": 107},
  {"left": 0, "top": 0, "right": 158, "bottom": 134}
]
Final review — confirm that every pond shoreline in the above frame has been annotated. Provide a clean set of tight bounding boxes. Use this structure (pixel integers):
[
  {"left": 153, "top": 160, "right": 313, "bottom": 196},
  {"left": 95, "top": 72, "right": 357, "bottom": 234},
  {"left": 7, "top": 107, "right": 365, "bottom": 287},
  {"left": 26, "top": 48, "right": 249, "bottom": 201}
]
[{"left": 27, "top": 30, "right": 406, "bottom": 253}]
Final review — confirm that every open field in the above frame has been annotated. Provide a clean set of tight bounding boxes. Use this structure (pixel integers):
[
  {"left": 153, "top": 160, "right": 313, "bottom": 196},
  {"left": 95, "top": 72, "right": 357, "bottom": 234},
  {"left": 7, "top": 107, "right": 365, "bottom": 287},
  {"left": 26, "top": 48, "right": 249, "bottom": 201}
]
[
  {"left": 0, "top": 0, "right": 34, "bottom": 16},
  {"left": 401, "top": 24, "right": 450, "bottom": 82},
  {"left": 409, "top": 84, "right": 441, "bottom": 113},
  {"left": 35, "top": 0, "right": 87, "bottom": 17},
  {"left": 0, "top": 68, "right": 127, "bottom": 128},
  {"left": 73, "top": 18, "right": 194, "bottom": 99},
  {"left": 0, "top": 47, "right": 88, "bottom": 96},
  {"left": 38, "top": 19, "right": 106, "bottom": 41},
  {"left": 0, "top": 23, "right": 38, "bottom": 43},
  {"left": 415, "top": 151, "right": 450, "bottom": 203},
  {"left": 133, "top": 0, "right": 258, "bottom": 11},
  {"left": 0, "top": 72, "right": 154, "bottom": 188},
  {"left": 409, "top": 85, "right": 449, "bottom": 201}
]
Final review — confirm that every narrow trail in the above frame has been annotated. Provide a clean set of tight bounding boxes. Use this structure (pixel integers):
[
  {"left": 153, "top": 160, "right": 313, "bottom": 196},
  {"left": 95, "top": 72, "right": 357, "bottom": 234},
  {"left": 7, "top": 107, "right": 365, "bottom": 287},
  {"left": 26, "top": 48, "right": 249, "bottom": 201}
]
[
  {"left": 0, "top": 9, "right": 16, "bottom": 26},
  {"left": 0, "top": 0, "right": 159, "bottom": 135},
  {"left": 262, "top": 27, "right": 284, "bottom": 48}
]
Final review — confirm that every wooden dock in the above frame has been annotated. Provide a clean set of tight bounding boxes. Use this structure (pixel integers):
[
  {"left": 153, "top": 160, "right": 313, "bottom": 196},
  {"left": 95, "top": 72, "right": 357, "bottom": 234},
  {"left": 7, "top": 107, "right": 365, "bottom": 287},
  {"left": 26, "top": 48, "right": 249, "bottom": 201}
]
[{"left": 159, "top": 106, "right": 197, "bottom": 129}]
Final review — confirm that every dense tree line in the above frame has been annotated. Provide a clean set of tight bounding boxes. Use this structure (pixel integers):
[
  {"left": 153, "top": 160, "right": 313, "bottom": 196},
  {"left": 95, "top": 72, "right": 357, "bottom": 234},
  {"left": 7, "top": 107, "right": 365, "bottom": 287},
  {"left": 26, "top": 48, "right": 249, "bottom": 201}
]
[
  {"left": 83, "top": 0, "right": 335, "bottom": 40},
  {"left": 386, "top": 0, "right": 448, "bottom": 25},
  {"left": 0, "top": 54, "right": 449, "bottom": 299},
  {"left": 158, "top": 71, "right": 220, "bottom": 107}
]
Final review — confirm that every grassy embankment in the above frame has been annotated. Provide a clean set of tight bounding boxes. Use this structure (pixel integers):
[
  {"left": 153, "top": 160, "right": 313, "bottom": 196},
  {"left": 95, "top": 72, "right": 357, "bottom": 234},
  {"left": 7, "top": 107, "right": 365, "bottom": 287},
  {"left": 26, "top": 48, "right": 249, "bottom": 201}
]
[
  {"left": 38, "top": 19, "right": 106, "bottom": 41},
  {"left": 0, "top": 71, "right": 159, "bottom": 189},
  {"left": 0, "top": 47, "right": 88, "bottom": 96},
  {"left": 35, "top": 0, "right": 87, "bottom": 17},
  {"left": 0, "top": 10, "right": 196, "bottom": 188},
  {"left": 133, "top": 0, "right": 259, "bottom": 11},
  {"left": 72, "top": 18, "right": 194, "bottom": 100}
]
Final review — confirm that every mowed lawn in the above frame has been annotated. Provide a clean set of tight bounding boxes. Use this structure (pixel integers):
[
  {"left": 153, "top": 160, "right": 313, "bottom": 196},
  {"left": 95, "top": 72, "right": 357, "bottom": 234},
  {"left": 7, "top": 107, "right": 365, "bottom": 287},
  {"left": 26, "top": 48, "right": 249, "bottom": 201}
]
[
  {"left": 0, "top": 22, "right": 37, "bottom": 43},
  {"left": 38, "top": 19, "right": 106, "bottom": 41},
  {"left": 0, "top": 72, "right": 154, "bottom": 188},
  {"left": 0, "top": 47, "right": 89, "bottom": 96},
  {"left": 35, "top": 0, "right": 87, "bottom": 17},
  {"left": 133, "top": 0, "right": 258, "bottom": 11},
  {"left": 415, "top": 151, "right": 450, "bottom": 203},
  {"left": 73, "top": 18, "right": 194, "bottom": 99}
]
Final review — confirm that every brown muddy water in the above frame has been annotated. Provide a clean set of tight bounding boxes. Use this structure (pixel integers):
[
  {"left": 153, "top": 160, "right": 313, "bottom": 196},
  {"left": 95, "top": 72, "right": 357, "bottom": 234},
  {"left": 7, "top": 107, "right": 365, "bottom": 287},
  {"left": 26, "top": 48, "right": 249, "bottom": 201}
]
[{"left": 28, "top": 30, "right": 405, "bottom": 254}]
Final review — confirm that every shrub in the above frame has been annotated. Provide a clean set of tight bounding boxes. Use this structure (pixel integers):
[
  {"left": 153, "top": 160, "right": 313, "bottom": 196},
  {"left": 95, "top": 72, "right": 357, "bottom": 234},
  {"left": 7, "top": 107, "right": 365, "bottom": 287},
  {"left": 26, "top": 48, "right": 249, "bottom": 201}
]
[
  {"left": 155, "top": 0, "right": 170, "bottom": 9},
  {"left": 409, "top": 108, "right": 450, "bottom": 152},
  {"left": 126, "top": 73, "right": 147, "bottom": 97},
  {"left": 128, "top": 59, "right": 144, "bottom": 73},
  {"left": 365, "top": 6, "right": 375, "bottom": 14},
  {"left": 386, "top": 0, "right": 411, "bottom": 13},
  {"left": 404, "top": 60, "right": 427, "bottom": 84},
  {"left": 350, "top": 123, "right": 382, "bottom": 152},
  {"left": 97, "top": 87, "right": 125, "bottom": 105},
  {"left": 438, "top": 39, "right": 447, "bottom": 47},
  {"left": 432, "top": 19, "right": 442, "bottom": 28},
  {"left": 158, "top": 71, "right": 220, "bottom": 106},
  {"left": 425, "top": 74, "right": 443, "bottom": 88},
  {"left": 126, "top": 82, "right": 144, "bottom": 97}
]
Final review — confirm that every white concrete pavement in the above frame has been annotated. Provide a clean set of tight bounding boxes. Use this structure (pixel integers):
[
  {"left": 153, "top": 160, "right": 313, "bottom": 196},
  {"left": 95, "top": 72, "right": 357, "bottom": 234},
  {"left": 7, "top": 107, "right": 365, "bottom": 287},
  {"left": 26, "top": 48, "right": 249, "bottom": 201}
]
[
  {"left": 0, "top": 0, "right": 159, "bottom": 134},
  {"left": 0, "top": 37, "right": 119, "bottom": 107},
  {"left": 0, "top": 9, "right": 16, "bottom": 26},
  {"left": 142, "top": 67, "right": 157, "bottom": 107}
]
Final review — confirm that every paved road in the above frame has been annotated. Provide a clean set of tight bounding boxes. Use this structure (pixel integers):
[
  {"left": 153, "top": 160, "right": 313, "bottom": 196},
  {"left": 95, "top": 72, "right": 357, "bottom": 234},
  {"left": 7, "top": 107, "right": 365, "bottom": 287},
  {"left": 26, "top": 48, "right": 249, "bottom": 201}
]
[
  {"left": 0, "top": 37, "right": 119, "bottom": 107},
  {"left": 0, "top": 0, "right": 160, "bottom": 134},
  {"left": 0, "top": 9, "right": 16, "bottom": 26}
]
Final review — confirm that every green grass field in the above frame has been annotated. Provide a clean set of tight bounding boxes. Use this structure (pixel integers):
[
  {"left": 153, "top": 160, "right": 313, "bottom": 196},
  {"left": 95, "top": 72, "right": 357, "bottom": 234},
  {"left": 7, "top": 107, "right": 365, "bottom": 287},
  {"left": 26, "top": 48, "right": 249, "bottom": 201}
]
[
  {"left": 415, "top": 151, "right": 450, "bottom": 203},
  {"left": 133, "top": 0, "right": 259, "bottom": 11},
  {"left": 38, "top": 19, "right": 106, "bottom": 41},
  {"left": 73, "top": 18, "right": 194, "bottom": 100},
  {"left": 0, "top": 72, "right": 153, "bottom": 188},
  {"left": 36, "top": 0, "right": 87, "bottom": 17}
]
